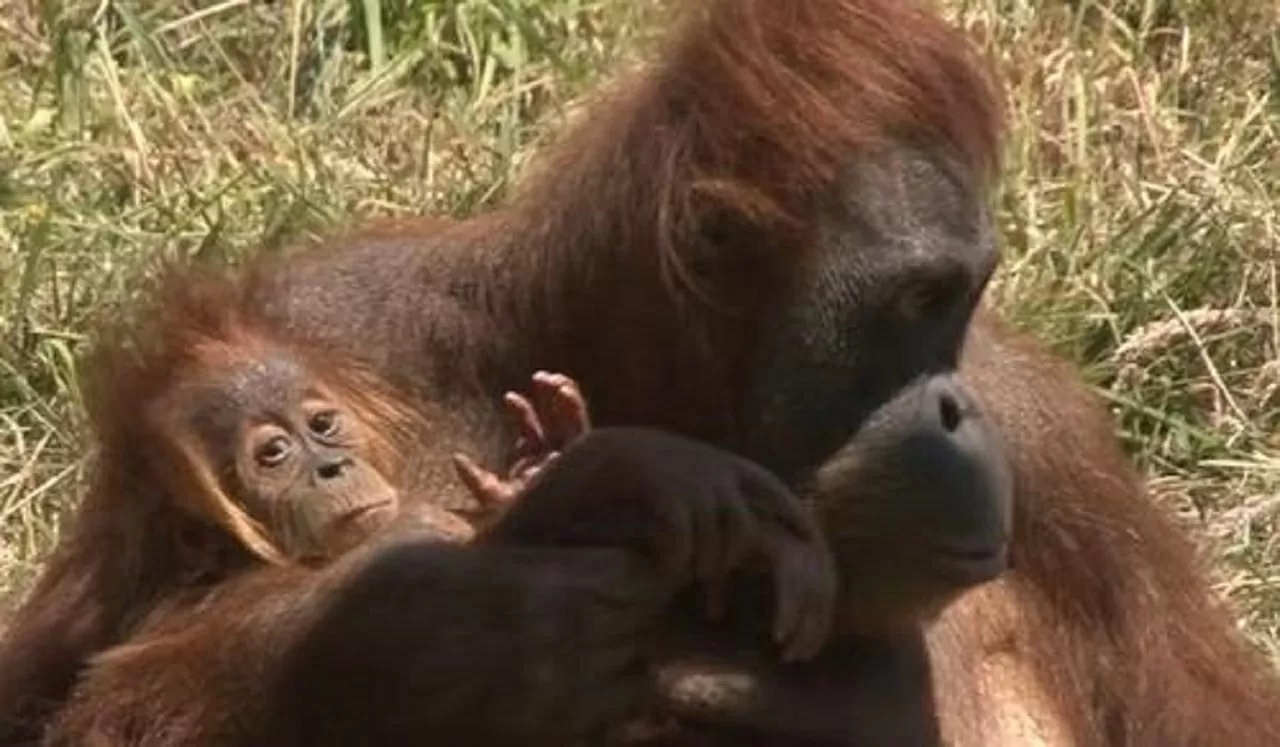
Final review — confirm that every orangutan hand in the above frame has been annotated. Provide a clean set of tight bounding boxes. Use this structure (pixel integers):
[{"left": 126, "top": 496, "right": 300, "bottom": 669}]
[{"left": 452, "top": 371, "right": 591, "bottom": 522}]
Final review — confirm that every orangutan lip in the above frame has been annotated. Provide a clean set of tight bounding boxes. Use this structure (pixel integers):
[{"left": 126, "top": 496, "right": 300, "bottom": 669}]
[
  {"left": 934, "top": 544, "right": 1008, "bottom": 580},
  {"left": 340, "top": 500, "right": 394, "bottom": 524}
]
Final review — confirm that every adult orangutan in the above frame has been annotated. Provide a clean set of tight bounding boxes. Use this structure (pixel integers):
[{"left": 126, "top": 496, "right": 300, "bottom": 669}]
[
  {"left": 234, "top": 0, "right": 1280, "bottom": 740},
  {"left": 4, "top": 0, "right": 1280, "bottom": 745},
  {"left": 0, "top": 226, "right": 989, "bottom": 746}
]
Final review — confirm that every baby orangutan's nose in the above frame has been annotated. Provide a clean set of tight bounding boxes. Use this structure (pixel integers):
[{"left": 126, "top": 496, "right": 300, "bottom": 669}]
[{"left": 316, "top": 457, "right": 353, "bottom": 481}]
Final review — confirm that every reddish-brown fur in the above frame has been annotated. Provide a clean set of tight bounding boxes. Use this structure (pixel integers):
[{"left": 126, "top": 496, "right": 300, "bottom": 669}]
[
  {"left": 0, "top": 270, "right": 436, "bottom": 741},
  {"left": 484, "top": 2, "right": 1280, "bottom": 738},
  {"left": 0, "top": 268, "right": 585, "bottom": 745},
  {"left": 237, "top": 0, "right": 1003, "bottom": 443},
  {"left": 4, "top": 0, "right": 1280, "bottom": 744},
  {"left": 939, "top": 316, "right": 1280, "bottom": 743}
]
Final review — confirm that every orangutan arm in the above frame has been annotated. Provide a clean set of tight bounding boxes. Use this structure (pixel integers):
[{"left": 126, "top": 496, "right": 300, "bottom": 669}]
[
  {"left": 46, "top": 428, "right": 835, "bottom": 747},
  {"left": 45, "top": 539, "right": 670, "bottom": 747}
]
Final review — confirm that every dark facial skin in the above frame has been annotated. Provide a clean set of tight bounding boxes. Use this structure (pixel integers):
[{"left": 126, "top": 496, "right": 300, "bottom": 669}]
[
  {"left": 737, "top": 150, "right": 1013, "bottom": 633},
  {"left": 181, "top": 356, "right": 401, "bottom": 561}
]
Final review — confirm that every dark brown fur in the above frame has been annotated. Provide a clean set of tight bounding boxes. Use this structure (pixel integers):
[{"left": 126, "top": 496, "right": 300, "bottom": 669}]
[
  {"left": 233, "top": 1, "right": 1280, "bottom": 738},
  {"left": 4, "top": 0, "right": 1279, "bottom": 744}
]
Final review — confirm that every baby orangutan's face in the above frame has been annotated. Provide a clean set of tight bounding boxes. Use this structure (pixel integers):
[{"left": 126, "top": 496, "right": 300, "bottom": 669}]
[
  {"left": 168, "top": 361, "right": 591, "bottom": 563},
  {"left": 174, "top": 356, "right": 408, "bottom": 562}
]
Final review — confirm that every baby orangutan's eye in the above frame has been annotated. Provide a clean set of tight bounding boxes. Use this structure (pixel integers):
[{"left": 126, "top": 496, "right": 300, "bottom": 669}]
[
  {"left": 255, "top": 435, "right": 294, "bottom": 468},
  {"left": 308, "top": 410, "right": 340, "bottom": 438}
]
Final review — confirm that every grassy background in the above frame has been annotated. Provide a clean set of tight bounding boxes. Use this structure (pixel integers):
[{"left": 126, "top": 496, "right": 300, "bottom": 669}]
[{"left": 0, "top": 0, "right": 1277, "bottom": 661}]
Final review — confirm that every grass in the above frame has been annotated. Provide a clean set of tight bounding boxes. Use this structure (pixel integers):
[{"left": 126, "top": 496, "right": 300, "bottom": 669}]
[{"left": 0, "top": 0, "right": 1276, "bottom": 660}]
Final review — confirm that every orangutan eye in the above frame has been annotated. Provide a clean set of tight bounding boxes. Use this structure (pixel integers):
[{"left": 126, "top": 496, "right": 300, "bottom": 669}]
[
  {"left": 255, "top": 436, "right": 294, "bottom": 468},
  {"left": 308, "top": 409, "right": 340, "bottom": 437},
  {"left": 896, "top": 277, "right": 962, "bottom": 324}
]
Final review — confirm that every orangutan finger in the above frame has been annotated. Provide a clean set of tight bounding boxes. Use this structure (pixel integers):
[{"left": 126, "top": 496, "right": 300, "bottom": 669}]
[
  {"left": 532, "top": 371, "right": 591, "bottom": 447},
  {"left": 504, "top": 391, "right": 546, "bottom": 460},
  {"left": 452, "top": 452, "right": 516, "bottom": 506}
]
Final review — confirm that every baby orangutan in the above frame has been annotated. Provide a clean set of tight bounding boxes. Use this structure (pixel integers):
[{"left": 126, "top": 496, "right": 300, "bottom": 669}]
[{"left": 149, "top": 337, "right": 591, "bottom": 568}]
